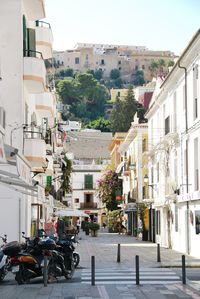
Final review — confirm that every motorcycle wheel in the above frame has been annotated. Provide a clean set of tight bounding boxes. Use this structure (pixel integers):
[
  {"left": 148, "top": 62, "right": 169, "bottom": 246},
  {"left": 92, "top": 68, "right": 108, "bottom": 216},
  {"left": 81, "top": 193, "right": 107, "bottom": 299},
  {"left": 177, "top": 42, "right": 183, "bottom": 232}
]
[
  {"left": 0, "top": 268, "right": 6, "bottom": 282},
  {"left": 15, "top": 266, "right": 29, "bottom": 285},
  {"left": 64, "top": 258, "right": 75, "bottom": 280},
  {"left": 73, "top": 253, "right": 80, "bottom": 268}
]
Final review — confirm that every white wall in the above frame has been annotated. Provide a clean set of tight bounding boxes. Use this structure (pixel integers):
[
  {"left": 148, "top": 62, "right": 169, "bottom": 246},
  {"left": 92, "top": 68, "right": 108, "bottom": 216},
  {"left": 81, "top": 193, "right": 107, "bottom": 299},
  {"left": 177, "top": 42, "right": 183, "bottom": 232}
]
[{"left": 0, "top": 0, "right": 24, "bottom": 150}]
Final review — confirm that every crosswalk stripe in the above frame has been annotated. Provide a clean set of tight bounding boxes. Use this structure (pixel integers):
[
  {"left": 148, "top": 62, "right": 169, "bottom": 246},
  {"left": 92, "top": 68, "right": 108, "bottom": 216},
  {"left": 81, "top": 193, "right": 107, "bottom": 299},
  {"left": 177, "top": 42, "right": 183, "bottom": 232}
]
[{"left": 81, "top": 268, "right": 181, "bottom": 285}]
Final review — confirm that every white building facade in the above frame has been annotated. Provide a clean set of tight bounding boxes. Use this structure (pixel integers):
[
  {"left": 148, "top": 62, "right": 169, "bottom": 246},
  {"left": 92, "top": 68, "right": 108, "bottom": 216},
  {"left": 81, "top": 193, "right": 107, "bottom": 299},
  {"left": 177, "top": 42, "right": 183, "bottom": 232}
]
[
  {"left": 0, "top": 0, "right": 57, "bottom": 242},
  {"left": 72, "top": 164, "right": 106, "bottom": 223},
  {"left": 146, "top": 30, "right": 200, "bottom": 257}
]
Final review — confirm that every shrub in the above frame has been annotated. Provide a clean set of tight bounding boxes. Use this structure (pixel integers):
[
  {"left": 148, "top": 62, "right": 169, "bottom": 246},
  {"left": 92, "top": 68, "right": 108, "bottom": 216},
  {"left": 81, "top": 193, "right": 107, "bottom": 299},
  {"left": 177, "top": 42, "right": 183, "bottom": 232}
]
[{"left": 88, "top": 223, "right": 100, "bottom": 231}]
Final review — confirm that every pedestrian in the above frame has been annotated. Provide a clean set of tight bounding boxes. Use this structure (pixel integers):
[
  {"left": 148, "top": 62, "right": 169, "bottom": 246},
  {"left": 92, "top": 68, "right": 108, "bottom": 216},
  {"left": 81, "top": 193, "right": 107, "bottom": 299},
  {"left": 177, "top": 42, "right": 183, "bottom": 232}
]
[
  {"left": 102, "top": 222, "right": 107, "bottom": 229},
  {"left": 56, "top": 217, "right": 65, "bottom": 239},
  {"left": 76, "top": 217, "right": 81, "bottom": 234},
  {"left": 45, "top": 218, "right": 57, "bottom": 237}
]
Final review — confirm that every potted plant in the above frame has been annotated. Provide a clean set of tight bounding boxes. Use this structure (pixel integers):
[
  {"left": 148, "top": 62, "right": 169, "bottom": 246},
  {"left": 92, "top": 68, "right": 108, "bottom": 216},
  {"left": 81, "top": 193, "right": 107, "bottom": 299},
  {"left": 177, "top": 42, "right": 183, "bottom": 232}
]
[
  {"left": 84, "top": 222, "right": 90, "bottom": 235},
  {"left": 88, "top": 222, "right": 100, "bottom": 237}
]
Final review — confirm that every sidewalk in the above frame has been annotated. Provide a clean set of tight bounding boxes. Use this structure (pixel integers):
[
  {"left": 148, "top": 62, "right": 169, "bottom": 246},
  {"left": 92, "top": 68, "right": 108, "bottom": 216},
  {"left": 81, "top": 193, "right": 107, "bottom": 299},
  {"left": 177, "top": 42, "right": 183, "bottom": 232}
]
[
  {"left": 0, "top": 229, "right": 199, "bottom": 299},
  {"left": 78, "top": 229, "right": 200, "bottom": 269}
]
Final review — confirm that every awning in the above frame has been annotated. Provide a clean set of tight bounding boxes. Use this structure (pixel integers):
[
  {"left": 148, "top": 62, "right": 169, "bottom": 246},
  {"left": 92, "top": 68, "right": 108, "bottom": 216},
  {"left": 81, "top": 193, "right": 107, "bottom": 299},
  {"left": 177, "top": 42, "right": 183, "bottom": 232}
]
[
  {"left": 116, "top": 161, "right": 125, "bottom": 174},
  {"left": 54, "top": 209, "right": 89, "bottom": 217}
]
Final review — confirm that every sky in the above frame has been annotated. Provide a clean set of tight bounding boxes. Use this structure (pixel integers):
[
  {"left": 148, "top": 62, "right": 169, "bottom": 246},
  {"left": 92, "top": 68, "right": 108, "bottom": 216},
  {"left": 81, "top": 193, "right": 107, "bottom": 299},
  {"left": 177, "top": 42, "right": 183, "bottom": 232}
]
[{"left": 44, "top": 0, "right": 200, "bottom": 55}]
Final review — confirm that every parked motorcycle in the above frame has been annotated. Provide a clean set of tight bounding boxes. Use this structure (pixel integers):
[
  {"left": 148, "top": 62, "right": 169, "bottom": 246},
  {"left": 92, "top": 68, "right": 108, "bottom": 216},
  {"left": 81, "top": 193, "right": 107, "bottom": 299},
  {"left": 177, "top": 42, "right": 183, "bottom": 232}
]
[
  {"left": 62, "top": 234, "right": 80, "bottom": 268},
  {"left": 41, "top": 230, "right": 77, "bottom": 278},
  {"left": 0, "top": 234, "right": 9, "bottom": 282},
  {"left": 3, "top": 234, "right": 70, "bottom": 284}
]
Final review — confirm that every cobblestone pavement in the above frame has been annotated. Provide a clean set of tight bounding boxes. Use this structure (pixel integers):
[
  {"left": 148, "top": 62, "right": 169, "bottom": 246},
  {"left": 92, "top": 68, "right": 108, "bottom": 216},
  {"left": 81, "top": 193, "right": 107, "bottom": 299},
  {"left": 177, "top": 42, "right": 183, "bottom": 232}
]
[{"left": 0, "top": 229, "right": 200, "bottom": 299}]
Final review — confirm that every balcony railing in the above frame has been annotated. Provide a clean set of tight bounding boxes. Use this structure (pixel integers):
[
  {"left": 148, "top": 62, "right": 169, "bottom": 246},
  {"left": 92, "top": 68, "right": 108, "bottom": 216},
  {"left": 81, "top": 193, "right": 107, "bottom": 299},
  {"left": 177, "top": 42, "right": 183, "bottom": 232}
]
[
  {"left": 80, "top": 202, "right": 97, "bottom": 209},
  {"left": 23, "top": 49, "right": 43, "bottom": 59},
  {"left": 36, "top": 20, "right": 51, "bottom": 29},
  {"left": 23, "top": 125, "right": 46, "bottom": 139},
  {"left": 73, "top": 183, "right": 96, "bottom": 190}
]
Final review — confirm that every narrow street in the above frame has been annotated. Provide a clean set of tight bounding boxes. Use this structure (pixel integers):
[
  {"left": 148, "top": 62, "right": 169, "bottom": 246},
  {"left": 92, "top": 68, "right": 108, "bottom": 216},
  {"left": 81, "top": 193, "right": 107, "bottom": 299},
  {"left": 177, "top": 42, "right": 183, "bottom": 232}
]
[{"left": 0, "top": 230, "right": 200, "bottom": 299}]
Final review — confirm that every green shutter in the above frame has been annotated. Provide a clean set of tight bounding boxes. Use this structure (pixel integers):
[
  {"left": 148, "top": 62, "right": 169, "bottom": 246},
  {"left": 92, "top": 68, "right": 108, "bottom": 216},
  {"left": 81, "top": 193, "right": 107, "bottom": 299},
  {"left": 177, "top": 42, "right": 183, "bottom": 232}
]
[
  {"left": 23, "top": 15, "right": 27, "bottom": 56},
  {"left": 46, "top": 176, "right": 52, "bottom": 187},
  {"left": 85, "top": 175, "right": 93, "bottom": 189},
  {"left": 27, "top": 28, "right": 36, "bottom": 57}
]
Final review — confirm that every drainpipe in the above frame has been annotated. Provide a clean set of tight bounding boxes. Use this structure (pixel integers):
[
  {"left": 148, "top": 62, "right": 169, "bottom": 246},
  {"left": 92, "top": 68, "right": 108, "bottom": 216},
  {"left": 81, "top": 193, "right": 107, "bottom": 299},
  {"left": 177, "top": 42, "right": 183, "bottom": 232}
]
[{"left": 177, "top": 61, "right": 190, "bottom": 254}]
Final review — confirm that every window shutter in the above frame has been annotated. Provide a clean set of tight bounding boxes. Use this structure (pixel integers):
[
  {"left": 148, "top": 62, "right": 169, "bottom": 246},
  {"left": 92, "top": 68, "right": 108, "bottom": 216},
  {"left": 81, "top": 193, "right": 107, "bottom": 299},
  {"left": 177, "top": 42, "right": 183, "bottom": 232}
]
[
  {"left": 85, "top": 175, "right": 93, "bottom": 189},
  {"left": 27, "top": 28, "right": 36, "bottom": 57},
  {"left": 23, "top": 15, "right": 27, "bottom": 56}
]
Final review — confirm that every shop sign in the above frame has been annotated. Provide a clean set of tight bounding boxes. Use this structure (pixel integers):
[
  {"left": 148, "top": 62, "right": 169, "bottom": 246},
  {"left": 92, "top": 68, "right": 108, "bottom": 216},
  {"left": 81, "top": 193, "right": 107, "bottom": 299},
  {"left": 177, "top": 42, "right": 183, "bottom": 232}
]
[
  {"left": 84, "top": 210, "right": 91, "bottom": 214},
  {"left": 116, "top": 195, "right": 122, "bottom": 201}
]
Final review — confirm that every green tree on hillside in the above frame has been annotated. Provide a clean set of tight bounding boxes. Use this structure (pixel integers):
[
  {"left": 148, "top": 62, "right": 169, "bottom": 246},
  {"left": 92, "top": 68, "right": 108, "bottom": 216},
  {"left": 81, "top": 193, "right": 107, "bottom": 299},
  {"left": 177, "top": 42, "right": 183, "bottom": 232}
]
[
  {"left": 85, "top": 118, "right": 111, "bottom": 132},
  {"left": 133, "top": 70, "right": 145, "bottom": 86},
  {"left": 57, "top": 72, "right": 109, "bottom": 122},
  {"left": 110, "top": 88, "right": 138, "bottom": 133},
  {"left": 110, "top": 69, "right": 120, "bottom": 80}
]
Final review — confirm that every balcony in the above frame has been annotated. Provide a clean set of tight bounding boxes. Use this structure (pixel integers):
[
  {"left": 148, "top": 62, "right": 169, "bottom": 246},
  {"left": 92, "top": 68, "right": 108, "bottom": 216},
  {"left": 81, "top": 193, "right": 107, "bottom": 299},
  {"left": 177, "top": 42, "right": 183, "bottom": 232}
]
[
  {"left": 23, "top": 126, "right": 47, "bottom": 172},
  {"left": 23, "top": 51, "right": 46, "bottom": 93},
  {"left": 34, "top": 92, "right": 54, "bottom": 118},
  {"left": 23, "top": 0, "right": 45, "bottom": 21},
  {"left": 73, "top": 182, "right": 96, "bottom": 190},
  {"left": 35, "top": 21, "right": 53, "bottom": 59},
  {"left": 80, "top": 202, "right": 97, "bottom": 209}
]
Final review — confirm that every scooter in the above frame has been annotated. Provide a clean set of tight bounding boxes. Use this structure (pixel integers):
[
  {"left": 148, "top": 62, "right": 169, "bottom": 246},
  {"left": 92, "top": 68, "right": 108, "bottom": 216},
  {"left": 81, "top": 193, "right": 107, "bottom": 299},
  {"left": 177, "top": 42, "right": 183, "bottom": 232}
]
[
  {"left": 0, "top": 235, "right": 9, "bottom": 282},
  {"left": 62, "top": 235, "right": 80, "bottom": 268},
  {"left": 6, "top": 233, "right": 70, "bottom": 284}
]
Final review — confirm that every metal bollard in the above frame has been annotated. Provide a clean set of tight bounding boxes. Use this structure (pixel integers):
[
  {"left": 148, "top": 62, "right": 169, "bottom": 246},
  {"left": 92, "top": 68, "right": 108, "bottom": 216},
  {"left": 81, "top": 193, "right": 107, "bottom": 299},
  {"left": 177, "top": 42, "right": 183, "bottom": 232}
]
[
  {"left": 43, "top": 256, "right": 48, "bottom": 287},
  {"left": 182, "top": 255, "right": 186, "bottom": 284},
  {"left": 157, "top": 243, "right": 161, "bottom": 262},
  {"left": 91, "top": 256, "right": 95, "bottom": 285},
  {"left": 135, "top": 255, "right": 140, "bottom": 285},
  {"left": 117, "top": 244, "right": 121, "bottom": 263}
]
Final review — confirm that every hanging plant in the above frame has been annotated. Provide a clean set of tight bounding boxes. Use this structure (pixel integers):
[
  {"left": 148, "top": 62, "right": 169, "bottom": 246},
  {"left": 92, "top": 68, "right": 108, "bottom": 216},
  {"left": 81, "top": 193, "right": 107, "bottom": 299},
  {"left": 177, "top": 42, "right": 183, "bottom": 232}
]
[{"left": 61, "top": 156, "right": 72, "bottom": 194}]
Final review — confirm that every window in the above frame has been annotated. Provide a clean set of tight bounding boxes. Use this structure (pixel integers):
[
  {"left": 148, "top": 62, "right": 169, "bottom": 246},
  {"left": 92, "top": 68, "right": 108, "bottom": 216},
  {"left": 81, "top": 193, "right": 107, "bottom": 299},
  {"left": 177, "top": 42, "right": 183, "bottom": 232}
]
[
  {"left": 194, "top": 138, "right": 199, "bottom": 191},
  {"left": 119, "top": 67, "right": 121, "bottom": 71},
  {"left": 0, "top": 107, "right": 6, "bottom": 129},
  {"left": 175, "top": 205, "right": 178, "bottom": 232},
  {"left": 193, "top": 64, "right": 198, "bottom": 120},
  {"left": 135, "top": 65, "right": 138, "bottom": 71},
  {"left": 142, "top": 139, "right": 147, "bottom": 152},
  {"left": 165, "top": 116, "right": 170, "bottom": 135},
  {"left": 184, "top": 149, "right": 187, "bottom": 177},
  {"left": 118, "top": 61, "right": 121, "bottom": 65},
  {"left": 84, "top": 175, "right": 93, "bottom": 189},
  {"left": 156, "top": 210, "right": 160, "bottom": 234},
  {"left": 142, "top": 65, "right": 145, "bottom": 70},
  {"left": 117, "top": 91, "right": 120, "bottom": 97},
  {"left": 151, "top": 166, "right": 154, "bottom": 198},
  {"left": 75, "top": 57, "right": 79, "bottom": 64},
  {"left": 101, "top": 59, "right": 105, "bottom": 65},
  {"left": 157, "top": 162, "right": 159, "bottom": 182},
  {"left": 75, "top": 198, "right": 79, "bottom": 203},
  {"left": 195, "top": 210, "right": 200, "bottom": 234},
  {"left": 173, "top": 92, "right": 177, "bottom": 132},
  {"left": 194, "top": 98, "right": 198, "bottom": 119}
]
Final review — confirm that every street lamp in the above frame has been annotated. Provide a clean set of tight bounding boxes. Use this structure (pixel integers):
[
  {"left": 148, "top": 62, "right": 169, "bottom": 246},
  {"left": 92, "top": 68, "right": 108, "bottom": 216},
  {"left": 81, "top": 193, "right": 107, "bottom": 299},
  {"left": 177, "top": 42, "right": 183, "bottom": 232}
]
[{"left": 143, "top": 174, "right": 157, "bottom": 190}]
